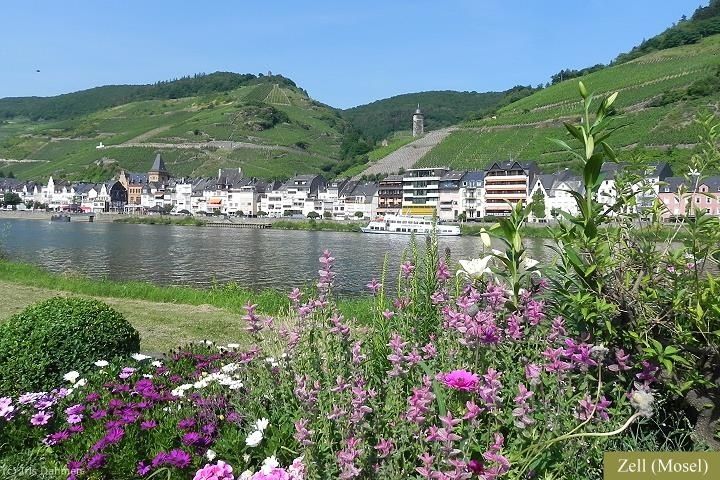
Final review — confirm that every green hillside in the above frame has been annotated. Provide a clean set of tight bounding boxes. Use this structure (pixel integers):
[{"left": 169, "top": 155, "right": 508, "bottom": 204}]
[
  {"left": 342, "top": 87, "right": 536, "bottom": 142},
  {"left": 0, "top": 74, "right": 352, "bottom": 181},
  {"left": 419, "top": 35, "right": 720, "bottom": 173}
]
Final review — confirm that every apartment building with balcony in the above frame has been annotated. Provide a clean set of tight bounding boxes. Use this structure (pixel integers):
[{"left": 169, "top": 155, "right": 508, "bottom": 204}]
[
  {"left": 438, "top": 171, "right": 465, "bottom": 221},
  {"left": 459, "top": 171, "right": 485, "bottom": 220},
  {"left": 401, "top": 167, "right": 448, "bottom": 217},
  {"left": 483, "top": 161, "right": 538, "bottom": 217},
  {"left": 377, "top": 175, "right": 403, "bottom": 215}
]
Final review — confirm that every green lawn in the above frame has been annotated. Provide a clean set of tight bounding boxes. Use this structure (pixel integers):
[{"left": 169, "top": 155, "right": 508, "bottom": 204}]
[{"left": 0, "top": 281, "right": 248, "bottom": 353}]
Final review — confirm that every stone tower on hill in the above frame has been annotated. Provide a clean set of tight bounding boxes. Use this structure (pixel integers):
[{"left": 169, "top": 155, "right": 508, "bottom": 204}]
[
  {"left": 412, "top": 104, "right": 424, "bottom": 137},
  {"left": 148, "top": 153, "right": 170, "bottom": 183}
]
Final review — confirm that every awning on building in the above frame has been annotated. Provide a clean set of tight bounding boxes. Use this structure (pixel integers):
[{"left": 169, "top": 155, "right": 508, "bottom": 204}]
[{"left": 208, "top": 198, "right": 223, "bottom": 205}]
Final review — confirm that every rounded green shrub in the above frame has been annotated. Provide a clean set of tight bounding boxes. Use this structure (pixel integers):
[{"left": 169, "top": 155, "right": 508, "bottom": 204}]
[{"left": 0, "top": 297, "right": 140, "bottom": 395}]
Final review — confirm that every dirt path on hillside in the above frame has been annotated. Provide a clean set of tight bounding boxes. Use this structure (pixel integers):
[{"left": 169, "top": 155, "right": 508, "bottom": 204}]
[
  {"left": 0, "top": 281, "right": 247, "bottom": 353},
  {"left": 122, "top": 125, "right": 173, "bottom": 144}
]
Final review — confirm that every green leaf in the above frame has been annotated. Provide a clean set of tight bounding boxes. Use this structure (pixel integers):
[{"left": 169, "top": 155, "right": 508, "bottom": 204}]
[{"left": 564, "top": 122, "right": 585, "bottom": 142}]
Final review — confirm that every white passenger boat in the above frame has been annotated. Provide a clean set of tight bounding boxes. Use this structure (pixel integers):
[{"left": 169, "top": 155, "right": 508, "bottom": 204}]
[{"left": 361, "top": 215, "right": 460, "bottom": 236}]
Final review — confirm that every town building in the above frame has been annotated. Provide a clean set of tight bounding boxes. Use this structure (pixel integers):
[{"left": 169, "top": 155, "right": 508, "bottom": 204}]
[
  {"left": 148, "top": 153, "right": 171, "bottom": 184},
  {"left": 658, "top": 176, "right": 720, "bottom": 220},
  {"left": 376, "top": 175, "right": 403, "bottom": 215},
  {"left": 401, "top": 167, "right": 448, "bottom": 217},
  {"left": 438, "top": 171, "right": 465, "bottom": 221},
  {"left": 483, "top": 161, "right": 538, "bottom": 217},
  {"left": 459, "top": 171, "right": 485, "bottom": 220}
]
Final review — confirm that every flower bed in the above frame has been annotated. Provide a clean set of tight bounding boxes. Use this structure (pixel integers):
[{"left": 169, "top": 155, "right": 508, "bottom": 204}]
[{"left": 0, "top": 244, "right": 675, "bottom": 480}]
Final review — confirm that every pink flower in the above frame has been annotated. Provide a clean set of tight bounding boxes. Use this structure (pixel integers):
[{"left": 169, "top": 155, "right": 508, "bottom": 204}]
[
  {"left": 252, "top": 469, "right": 289, "bottom": 480},
  {"left": 194, "top": 460, "right": 234, "bottom": 480},
  {"left": 366, "top": 278, "right": 381, "bottom": 295},
  {"left": 31, "top": 411, "right": 52, "bottom": 426},
  {"left": 401, "top": 261, "right": 415, "bottom": 278},
  {"left": 440, "top": 369, "right": 479, "bottom": 392}
]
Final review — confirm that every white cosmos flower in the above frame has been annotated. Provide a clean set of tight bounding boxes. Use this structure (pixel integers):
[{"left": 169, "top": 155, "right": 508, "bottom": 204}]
[
  {"left": 131, "top": 353, "right": 151, "bottom": 361},
  {"left": 151, "top": 361, "right": 163, "bottom": 368},
  {"left": 255, "top": 418, "right": 269, "bottom": 432},
  {"left": 94, "top": 360, "right": 109, "bottom": 368},
  {"left": 63, "top": 371, "right": 80, "bottom": 384},
  {"left": 74, "top": 378, "right": 87, "bottom": 387},
  {"left": 240, "top": 471, "right": 253, "bottom": 480},
  {"left": 245, "top": 430, "right": 263, "bottom": 447},
  {"left": 205, "top": 449, "right": 217, "bottom": 461}
]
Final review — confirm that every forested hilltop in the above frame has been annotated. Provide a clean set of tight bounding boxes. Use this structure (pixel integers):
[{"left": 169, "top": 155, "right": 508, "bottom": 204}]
[
  {"left": 616, "top": 0, "right": 720, "bottom": 63},
  {"left": 0, "top": 72, "right": 300, "bottom": 121}
]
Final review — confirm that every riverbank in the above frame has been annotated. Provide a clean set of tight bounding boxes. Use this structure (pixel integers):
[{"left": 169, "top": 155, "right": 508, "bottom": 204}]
[
  {"left": 114, "top": 215, "right": 206, "bottom": 226},
  {"left": 461, "top": 222, "right": 692, "bottom": 241},
  {"left": 0, "top": 260, "right": 376, "bottom": 316},
  {"left": 0, "top": 210, "right": 122, "bottom": 223},
  {"left": 0, "top": 261, "right": 375, "bottom": 346}
]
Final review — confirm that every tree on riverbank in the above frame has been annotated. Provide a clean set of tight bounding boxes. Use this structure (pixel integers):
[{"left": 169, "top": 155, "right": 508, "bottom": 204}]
[{"left": 1, "top": 193, "right": 22, "bottom": 209}]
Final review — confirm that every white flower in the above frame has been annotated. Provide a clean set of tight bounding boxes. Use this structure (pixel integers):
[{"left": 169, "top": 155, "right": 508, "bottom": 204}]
[
  {"left": 254, "top": 418, "right": 269, "bottom": 432},
  {"left": 194, "top": 380, "right": 210, "bottom": 389},
  {"left": 94, "top": 360, "right": 109, "bottom": 368},
  {"left": 205, "top": 449, "right": 216, "bottom": 461},
  {"left": 63, "top": 371, "right": 80, "bottom": 384},
  {"left": 245, "top": 430, "right": 263, "bottom": 447},
  {"left": 240, "top": 470, "right": 253, "bottom": 480},
  {"left": 143, "top": 374, "right": 154, "bottom": 379},
  {"left": 131, "top": 353, "right": 151, "bottom": 362},
  {"left": 458, "top": 256, "right": 493, "bottom": 278},
  {"left": 227, "top": 343, "right": 240, "bottom": 350},
  {"left": 523, "top": 257, "right": 539, "bottom": 270},
  {"left": 228, "top": 381, "right": 244, "bottom": 390},
  {"left": 480, "top": 229, "right": 492, "bottom": 248},
  {"left": 151, "top": 361, "right": 163, "bottom": 368},
  {"left": 265, "top": 357, "right": 276, "bottom": 364},
  {"left": 221, "top": 363, "right": 238, "bottom": 373},
  {"left": 260, "top": 456, "right": 279, "bottom": 474},
  {"left": 74, "top": 378, "right": 87, "bottom": 387},
  {"left": 630, "top": 389, "right": 655, "bottom": 418},
  {"left": 243, "top": 454, "right": 251, "bottom": 463}
]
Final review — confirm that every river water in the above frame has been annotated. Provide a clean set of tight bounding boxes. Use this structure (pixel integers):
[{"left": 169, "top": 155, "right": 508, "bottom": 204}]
[{"left": 0, "top": 219, "right": 556, "bottom": 293}]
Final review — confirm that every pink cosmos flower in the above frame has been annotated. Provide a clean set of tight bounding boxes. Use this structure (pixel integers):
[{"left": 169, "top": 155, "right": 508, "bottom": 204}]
[
  {"left": 440, "top": 369, "right": 479, "bottom": 392},
  {"left": 193, "top": 460, "right": 234, "bottom": 480}
]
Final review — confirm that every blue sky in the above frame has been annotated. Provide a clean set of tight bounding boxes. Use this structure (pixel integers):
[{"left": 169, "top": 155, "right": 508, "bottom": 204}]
[{"left": 0, "top": 0, "right": 704, "bottom": 108}]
